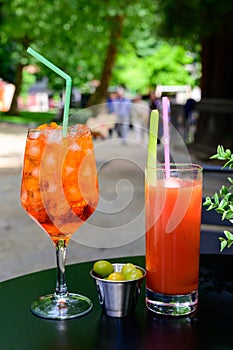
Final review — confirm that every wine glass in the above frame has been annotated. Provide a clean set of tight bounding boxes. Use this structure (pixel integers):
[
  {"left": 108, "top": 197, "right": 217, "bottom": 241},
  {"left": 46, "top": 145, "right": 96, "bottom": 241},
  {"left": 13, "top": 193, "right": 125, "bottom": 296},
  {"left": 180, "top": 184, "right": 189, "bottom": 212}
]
[{"left": 20, "top": 123, "right": 99, "bottom": 320}]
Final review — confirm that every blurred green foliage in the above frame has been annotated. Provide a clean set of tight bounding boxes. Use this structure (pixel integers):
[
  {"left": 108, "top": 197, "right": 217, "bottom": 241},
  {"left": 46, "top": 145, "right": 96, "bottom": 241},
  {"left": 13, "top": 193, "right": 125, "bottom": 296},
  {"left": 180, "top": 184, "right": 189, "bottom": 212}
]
[
  {"left": 0, "top": 111, "right": 55, "bottom": 125},
  {"left": 0, "top": 0, "right": 198, "bottom": 98}
]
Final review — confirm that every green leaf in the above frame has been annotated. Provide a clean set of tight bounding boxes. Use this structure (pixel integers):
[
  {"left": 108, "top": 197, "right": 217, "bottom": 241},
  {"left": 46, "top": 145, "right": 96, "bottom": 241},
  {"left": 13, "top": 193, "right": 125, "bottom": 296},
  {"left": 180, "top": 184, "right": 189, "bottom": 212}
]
[
  {"left": 216, "top": 207, "right": 225, "bottom": 215},
  {"left": 224, "top": 211, "right": 233, "bottom": 220},
  {"left": 228, "top": 177, "right": 233, "bottom": 184},
  {"left": 220, "top": 239, "right": 227, "bottom": 252},
  {"left": 224, "top": 160, "right": 233, "bottom": 168},
  {"left": 218, "top": 231, "right": 233, "bottom": 251},
  {"left": 207, "top": 204, "right": 217, "bottom": 211},
  {"left": 223, "top": 230, "right": 233, "bottom": 240},
  {"left": 218, "top": 199, "right": 226, "bottom": 208},
  {"left": 203, "top": 196, "right": 211, "bottom": 204},
  {"left": 213, "top": 193, "right": 219, "bottom": 205},
  {"left": 227, "top": 241, "right": 233, "bottom": 248},
  {"left": 226, "top": 149, "right": 231, "bottom": 155},
  {"left": 220, "top": 186, "right": 229, "bottom": 195}
]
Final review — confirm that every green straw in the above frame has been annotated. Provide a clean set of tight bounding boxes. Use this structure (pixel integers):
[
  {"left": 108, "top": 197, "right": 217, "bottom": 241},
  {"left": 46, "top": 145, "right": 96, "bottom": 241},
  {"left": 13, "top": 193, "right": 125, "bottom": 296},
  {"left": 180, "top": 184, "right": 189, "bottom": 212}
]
[
  {"left": 147, "top": 109, "right": 159, "bottom": 186},
  {"left": 27, "top": 47, "right": 72, "bottom": 137}
]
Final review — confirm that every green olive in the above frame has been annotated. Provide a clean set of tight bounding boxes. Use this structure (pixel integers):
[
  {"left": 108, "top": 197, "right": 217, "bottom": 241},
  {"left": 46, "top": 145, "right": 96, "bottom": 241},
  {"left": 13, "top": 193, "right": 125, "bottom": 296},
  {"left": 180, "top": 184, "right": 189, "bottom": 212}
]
[
  {"left": 121, "top": 263, "right": 136, "bottom": 277},
  {"left": 125, "top": 268, "right": 143, "bottom": 280},
  {"left": 93, "top": 260, "right": 114, "bottom": 278},
  {"left": 107, "top": 272, "right": 125, "bottom": 281}
]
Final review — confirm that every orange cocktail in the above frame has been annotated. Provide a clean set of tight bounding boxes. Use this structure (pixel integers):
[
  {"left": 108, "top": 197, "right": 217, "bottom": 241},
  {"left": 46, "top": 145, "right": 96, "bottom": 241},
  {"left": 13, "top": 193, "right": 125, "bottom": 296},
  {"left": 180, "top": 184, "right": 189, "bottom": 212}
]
[
  {"left": 21, "top": 122, "right": 99, "bottom": 320},
  {"left": 21, "top": 122, "right": 99, "bottom": 244},
  {"left": 145, "top": 164, "right": 202, "bottom": 316}
]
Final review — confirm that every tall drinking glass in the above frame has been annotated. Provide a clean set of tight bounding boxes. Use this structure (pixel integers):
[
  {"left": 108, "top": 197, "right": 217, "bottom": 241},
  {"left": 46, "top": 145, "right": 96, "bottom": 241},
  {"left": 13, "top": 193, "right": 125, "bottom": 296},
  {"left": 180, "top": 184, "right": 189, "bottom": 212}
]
[
  {"left": 21, "top": 123, "right": 99, "bottom": 320},
  {"left": 145, "top": 164, "right": 202, "bottom": 316}
]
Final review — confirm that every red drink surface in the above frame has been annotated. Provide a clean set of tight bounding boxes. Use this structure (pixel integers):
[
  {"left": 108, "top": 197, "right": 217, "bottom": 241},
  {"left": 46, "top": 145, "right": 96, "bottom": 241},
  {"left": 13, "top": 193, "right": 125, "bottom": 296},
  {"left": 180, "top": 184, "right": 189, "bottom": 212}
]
[
  {"left": 146, "top": 178, "right": 202, "bottom": 295},
  {"left": 21, "top": 123, "right": 99, "bottom": 244}
]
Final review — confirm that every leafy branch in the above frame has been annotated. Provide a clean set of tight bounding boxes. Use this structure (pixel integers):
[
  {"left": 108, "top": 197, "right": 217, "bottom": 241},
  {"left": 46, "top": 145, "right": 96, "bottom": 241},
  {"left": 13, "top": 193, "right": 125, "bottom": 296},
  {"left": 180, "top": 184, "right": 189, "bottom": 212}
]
[
  {"left": 210, "top": 145, "right": 233, "bottom": 168},
  {"left": 203, "top": 145, "right": 233, "bottom": 251}
]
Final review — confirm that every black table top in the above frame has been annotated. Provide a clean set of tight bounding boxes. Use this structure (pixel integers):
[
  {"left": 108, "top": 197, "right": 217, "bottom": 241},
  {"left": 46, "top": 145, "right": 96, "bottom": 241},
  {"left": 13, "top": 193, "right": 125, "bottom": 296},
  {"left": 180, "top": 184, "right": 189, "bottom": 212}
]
[{"left": 1, "top": 255, "right": 233, "bottom": 350}]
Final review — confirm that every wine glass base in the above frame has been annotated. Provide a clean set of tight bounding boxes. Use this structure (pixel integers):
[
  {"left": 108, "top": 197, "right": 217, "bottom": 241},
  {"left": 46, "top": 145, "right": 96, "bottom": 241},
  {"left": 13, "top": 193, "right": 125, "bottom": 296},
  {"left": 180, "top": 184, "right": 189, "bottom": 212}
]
[{"left": 31, "top": 293, "right": 93, "bottom": 320}]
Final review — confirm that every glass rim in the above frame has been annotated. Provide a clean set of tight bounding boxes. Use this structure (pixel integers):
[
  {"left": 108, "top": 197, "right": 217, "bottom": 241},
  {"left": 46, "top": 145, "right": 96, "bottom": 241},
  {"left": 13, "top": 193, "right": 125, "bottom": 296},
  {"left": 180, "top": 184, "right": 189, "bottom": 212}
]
[
  {"left": 145, "top": 163, "right": 203, "bottom": 171},
  {"left": 27, "top": 124, "right": 90, "bottom": 133}
]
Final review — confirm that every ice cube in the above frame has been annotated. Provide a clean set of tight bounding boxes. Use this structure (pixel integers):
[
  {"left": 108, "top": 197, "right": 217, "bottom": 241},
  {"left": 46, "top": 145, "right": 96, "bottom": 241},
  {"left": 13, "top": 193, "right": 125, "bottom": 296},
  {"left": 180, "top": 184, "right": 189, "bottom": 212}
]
[
  {"left": 164, "top": 177, "right": 182, "bottom": 188},
  {"left": 81, "top": 165, "right": 92, "bottom": 177},
  {"left": 47, "top": 183, "right": 57, "bottom": 193},
  {"left": 29, "top": 131, "right": 40, "bottom": 139},
  {"left": 64, "top": 166, "right": 75, "bottom": 176},
  {"left": 70, "top": 143, "right": 81, "bottom": 152},
  {"left": 44, "top": 154, "right": 56, "bottom": 166},
  {"left": 28, "top": 145, "right": 41, "bottom": 157},
  {"left": 32, "top": 167, "right": 40, "bottom": 178},
  {"left": 47, "top": 130, "right": 62, "bottom": 144}
]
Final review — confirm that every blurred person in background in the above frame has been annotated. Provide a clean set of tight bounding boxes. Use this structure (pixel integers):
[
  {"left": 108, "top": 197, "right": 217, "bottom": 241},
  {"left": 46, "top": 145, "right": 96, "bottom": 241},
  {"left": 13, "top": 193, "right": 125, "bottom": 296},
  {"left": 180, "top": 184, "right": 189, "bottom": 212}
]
[
  {"left": 184, "top": 97, "right": 197, "bottom": 143},
  {"left": 113, "top": 88, "right": 132, "bottom": 145},
  {"left": 106, "top": 92, "right": 117, "bottom": 138},
  {"left": 131, "top": 94, "right": 149, "bottom": 145},
  {"left": 149, "top": 90, "right": 162, "bottom": 144}
]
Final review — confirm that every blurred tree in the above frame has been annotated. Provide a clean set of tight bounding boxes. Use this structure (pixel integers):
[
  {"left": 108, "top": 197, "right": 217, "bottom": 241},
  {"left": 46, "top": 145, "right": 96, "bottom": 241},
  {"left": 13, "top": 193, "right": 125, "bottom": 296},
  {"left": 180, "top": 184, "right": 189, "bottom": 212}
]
[
  {"left": 0, "top": 0, "right": 100, "bottom": 114},
  {"left": 86, "top": 1, "right": 159, "bottom": 106},
  {"left": 86, "top": 13, "right": 123, "bottom": 107},
  {"left": 0, "top": 42, "right": 18, "bottom": 84},
  {"left": 0, "top": 0, "right": 59, "bottom": 115},
  {"left": 0, "top": 0, "right": 197, "bottom": 115},
  {"left": 157, "top": 0, "right": 233, "bottom": 151},
  {"left": 112, "top": 41, "right": 196, "bottom": 93},
  {"left": 0, "top": 0, "right": 159, "bottom": 113}
]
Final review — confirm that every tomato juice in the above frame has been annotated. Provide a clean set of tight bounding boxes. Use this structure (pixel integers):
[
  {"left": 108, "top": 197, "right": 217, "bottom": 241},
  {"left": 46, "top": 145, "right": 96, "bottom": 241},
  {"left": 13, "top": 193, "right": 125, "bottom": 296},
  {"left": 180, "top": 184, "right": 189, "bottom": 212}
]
[{"left": 146, "top": 177, "right": 202, "bottom": 295}]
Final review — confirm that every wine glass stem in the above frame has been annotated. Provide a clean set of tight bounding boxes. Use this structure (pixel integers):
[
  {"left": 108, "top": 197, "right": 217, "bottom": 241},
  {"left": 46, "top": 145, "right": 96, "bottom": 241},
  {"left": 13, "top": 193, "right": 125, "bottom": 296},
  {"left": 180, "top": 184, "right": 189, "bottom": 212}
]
[{"left": 55, "top": 239, "right": 68, "bottom": 298}]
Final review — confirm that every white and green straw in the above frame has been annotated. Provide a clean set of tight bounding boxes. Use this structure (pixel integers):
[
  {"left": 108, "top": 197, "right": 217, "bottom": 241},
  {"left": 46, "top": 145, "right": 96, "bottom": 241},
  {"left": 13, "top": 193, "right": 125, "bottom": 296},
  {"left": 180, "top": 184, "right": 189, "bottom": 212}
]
[{"left": 27, "top": 47, "right": 72, "bottom": 137}]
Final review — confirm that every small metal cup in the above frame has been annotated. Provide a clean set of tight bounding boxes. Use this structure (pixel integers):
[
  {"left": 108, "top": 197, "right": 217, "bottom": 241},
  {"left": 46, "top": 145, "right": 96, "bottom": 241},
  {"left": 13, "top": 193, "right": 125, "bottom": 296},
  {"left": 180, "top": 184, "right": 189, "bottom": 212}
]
[{"left": 90, "top": 263, "right": 146, "bottom": 317}]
